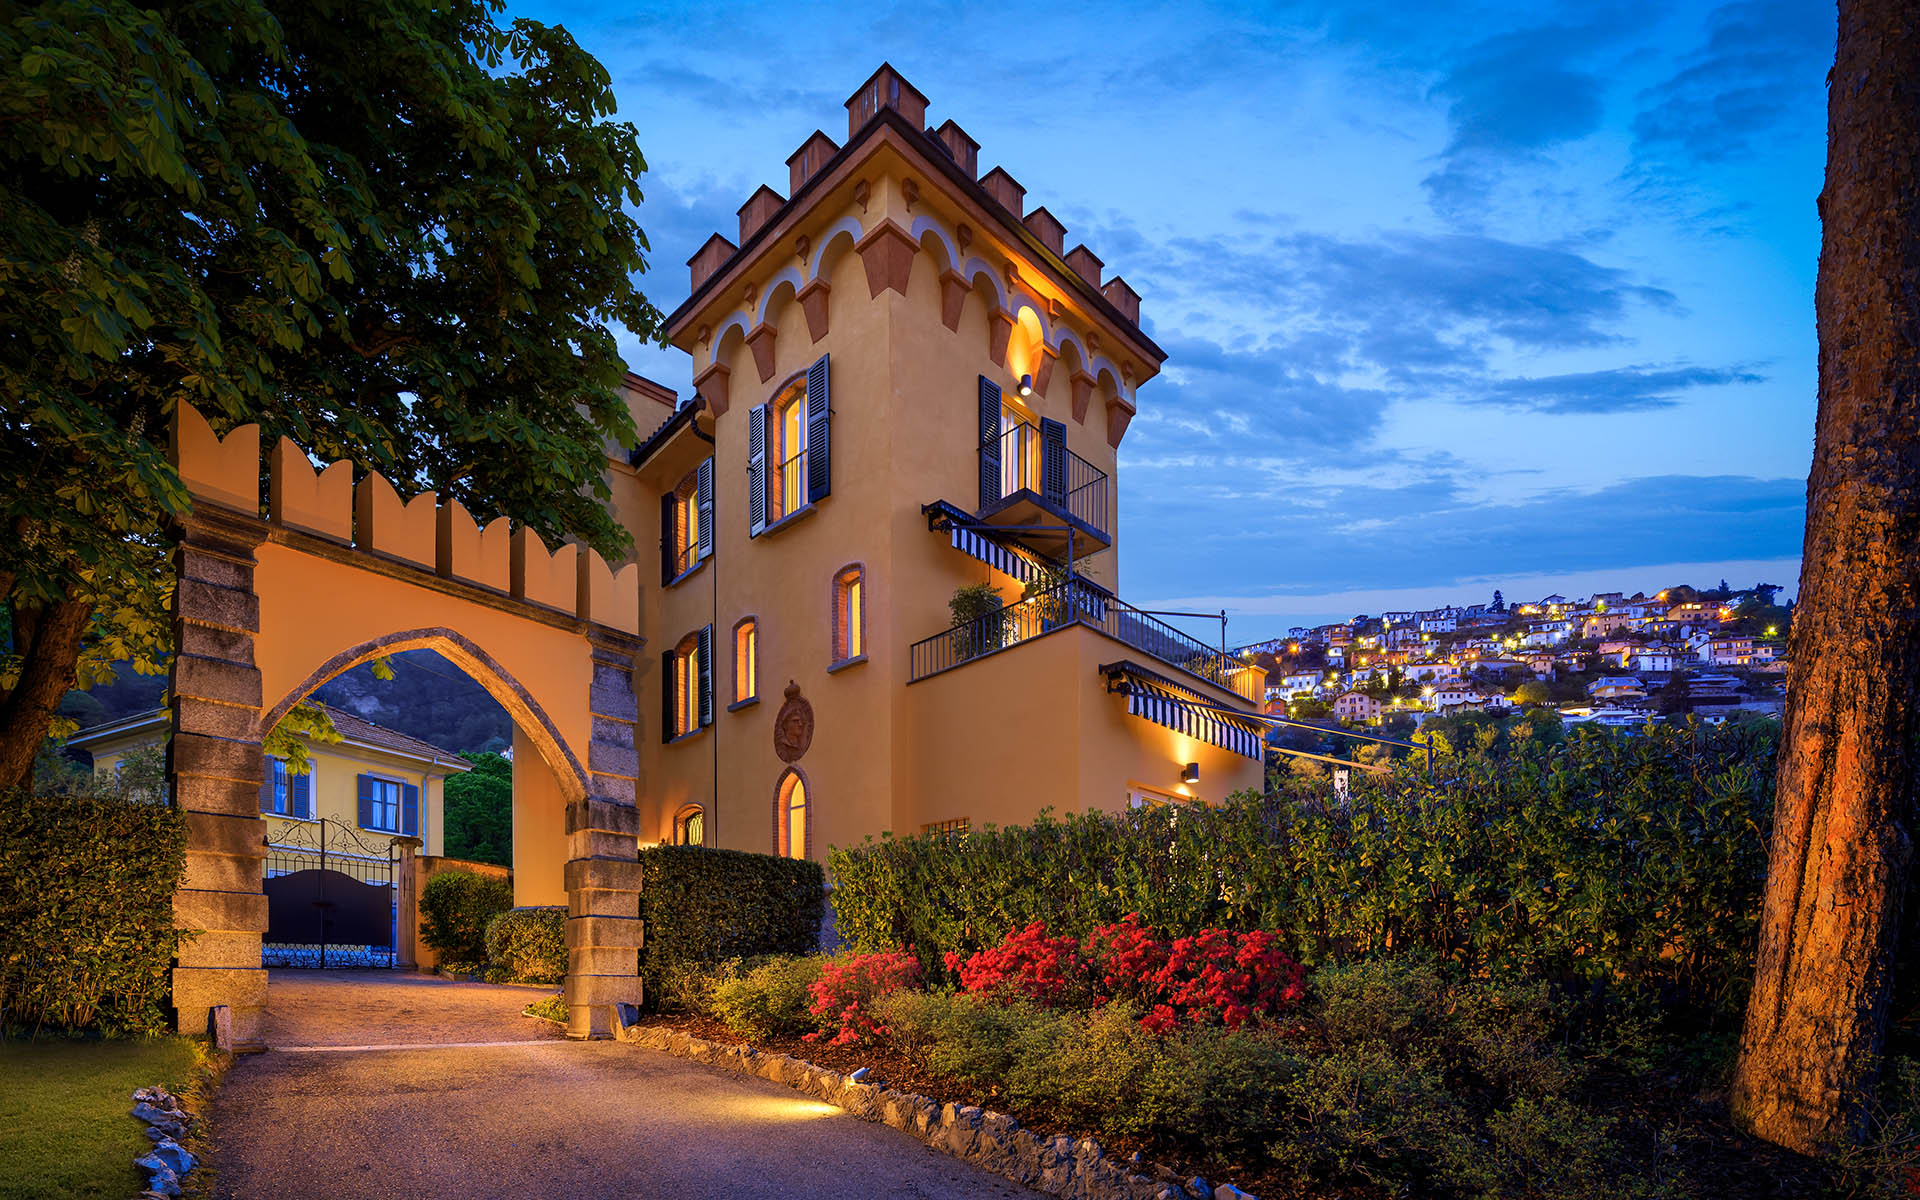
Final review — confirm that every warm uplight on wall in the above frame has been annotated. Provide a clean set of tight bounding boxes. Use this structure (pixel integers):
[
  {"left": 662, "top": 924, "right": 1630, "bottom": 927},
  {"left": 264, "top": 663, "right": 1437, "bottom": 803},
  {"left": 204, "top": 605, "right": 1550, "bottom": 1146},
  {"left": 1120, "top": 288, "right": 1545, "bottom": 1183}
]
[
  {"left": 1181, "top": 762, "right": 1200, "bottom": 785},
  {"left": 1017, "top": 373, "right": 1033, "bottom": 397}
]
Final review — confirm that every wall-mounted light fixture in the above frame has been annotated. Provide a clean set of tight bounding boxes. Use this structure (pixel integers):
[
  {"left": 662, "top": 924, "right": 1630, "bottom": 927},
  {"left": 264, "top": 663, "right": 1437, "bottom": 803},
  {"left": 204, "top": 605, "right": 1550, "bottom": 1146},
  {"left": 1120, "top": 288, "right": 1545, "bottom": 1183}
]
[
  {"left": 1181, "top": 762, "right": 1200, "bottom": 785},
  {"left": 1017, "top": 373, "right": 1034, "bottom": 397}
]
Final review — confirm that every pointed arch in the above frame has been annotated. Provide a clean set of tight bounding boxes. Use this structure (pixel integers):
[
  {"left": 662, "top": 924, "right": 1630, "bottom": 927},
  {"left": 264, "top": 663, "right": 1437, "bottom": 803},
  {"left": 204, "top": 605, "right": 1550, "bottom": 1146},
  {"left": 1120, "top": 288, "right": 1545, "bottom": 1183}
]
[
  {"left": 259, "top": 627, "right": 589, "bottom": 805},
  {"left": 773, "top": 765, "right": 812, "bottom": 859}
]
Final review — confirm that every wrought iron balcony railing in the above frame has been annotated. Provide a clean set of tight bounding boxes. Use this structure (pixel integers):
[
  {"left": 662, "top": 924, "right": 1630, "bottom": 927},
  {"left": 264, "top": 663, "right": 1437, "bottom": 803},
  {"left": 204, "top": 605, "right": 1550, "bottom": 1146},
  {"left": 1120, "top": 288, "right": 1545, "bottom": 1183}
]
[
  {"left": 909, "top": 575, "right": 1263, "bottom": 702},
  {"left": 980, "top": 418, "right": 1110, "bottom": 541}
]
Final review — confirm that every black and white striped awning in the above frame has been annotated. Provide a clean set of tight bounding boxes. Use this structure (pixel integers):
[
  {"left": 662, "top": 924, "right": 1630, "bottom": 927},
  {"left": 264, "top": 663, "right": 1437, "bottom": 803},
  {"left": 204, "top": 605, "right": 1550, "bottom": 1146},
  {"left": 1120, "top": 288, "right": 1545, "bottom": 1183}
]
[
  {"left": 1111, "top": 672, "right": 1266, "bottom": 760},
  {"left": 948, "top": 523, "right": 1039, "bottom": 585}
]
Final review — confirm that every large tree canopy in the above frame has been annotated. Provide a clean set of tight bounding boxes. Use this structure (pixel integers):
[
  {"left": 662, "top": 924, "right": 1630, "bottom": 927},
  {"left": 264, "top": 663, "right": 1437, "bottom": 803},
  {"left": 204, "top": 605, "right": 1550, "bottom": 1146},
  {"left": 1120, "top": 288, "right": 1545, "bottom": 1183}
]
[{"left": 0, "top": 0, "right": 662, "bottom": 786}]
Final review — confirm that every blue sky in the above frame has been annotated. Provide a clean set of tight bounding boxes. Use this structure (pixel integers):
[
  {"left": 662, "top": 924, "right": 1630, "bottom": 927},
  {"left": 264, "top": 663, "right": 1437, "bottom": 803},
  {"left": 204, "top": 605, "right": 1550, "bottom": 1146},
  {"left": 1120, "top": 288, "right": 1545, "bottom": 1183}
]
[{"left": 521, "top": 0, "right": 1829, "bottom": 640}]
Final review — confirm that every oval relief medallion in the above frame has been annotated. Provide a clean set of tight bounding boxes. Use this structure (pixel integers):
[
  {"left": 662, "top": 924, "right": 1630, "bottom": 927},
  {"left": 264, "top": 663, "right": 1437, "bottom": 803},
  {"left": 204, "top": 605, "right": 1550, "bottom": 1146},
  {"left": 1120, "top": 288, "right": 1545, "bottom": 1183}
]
[{"left": 774, "top": 680, "right": 814, "bottom": 763}]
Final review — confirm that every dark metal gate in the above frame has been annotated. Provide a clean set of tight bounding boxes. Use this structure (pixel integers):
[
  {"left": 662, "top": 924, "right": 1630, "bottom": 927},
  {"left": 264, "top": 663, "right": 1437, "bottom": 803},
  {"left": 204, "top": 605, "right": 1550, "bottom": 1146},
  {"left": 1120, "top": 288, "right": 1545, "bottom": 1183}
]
[{"left": 263, "top": 819, "right": 399, "bottom": 968}]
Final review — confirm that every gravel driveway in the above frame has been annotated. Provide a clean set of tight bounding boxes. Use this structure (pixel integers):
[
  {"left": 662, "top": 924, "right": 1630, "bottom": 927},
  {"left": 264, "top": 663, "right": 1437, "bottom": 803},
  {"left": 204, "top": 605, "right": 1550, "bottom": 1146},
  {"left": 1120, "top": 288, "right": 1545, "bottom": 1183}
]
[{"left": 210, "top": 970, "right": 1035, "bottom": 1199}]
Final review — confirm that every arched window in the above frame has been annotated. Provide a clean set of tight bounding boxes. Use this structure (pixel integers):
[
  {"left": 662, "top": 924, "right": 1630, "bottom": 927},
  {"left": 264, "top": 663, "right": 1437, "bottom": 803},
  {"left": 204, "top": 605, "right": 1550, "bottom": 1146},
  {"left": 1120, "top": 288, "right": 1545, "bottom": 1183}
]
[
  {"left": 776, "top": 768, "right": 809, "bottom": 859},
  {"left": 832, "top": 565, "right": 865, "bottom": 665},
  {"left": 672, "top": 469, "right": 700, "bottom": 574},
  {"left": 664, "top": 627, "right": 711, "bottom": 741},
  {"left": 674, "top": 804, "right": 706, "bottom": 847},
  {"left": 661, "top": 459, "right": 713, "bottom": 584},
  {"left": 733, "top": 617, "right": 758, "bottom": 705}
]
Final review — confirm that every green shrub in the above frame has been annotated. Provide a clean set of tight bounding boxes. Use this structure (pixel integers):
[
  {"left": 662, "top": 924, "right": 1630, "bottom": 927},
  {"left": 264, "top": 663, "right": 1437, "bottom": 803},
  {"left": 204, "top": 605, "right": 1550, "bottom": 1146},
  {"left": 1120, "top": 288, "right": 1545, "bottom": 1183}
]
[
  {"left": 874, "top": 958, "right": 1630, "bottom": 1200},
  {"left": 523, "top": 994, "right": 568, "bottom": 1023},
  {"left": 638, "top": 845, "right": 824, "bottom": 1004},
  {"left": 651, "top": 959, "right": 726, "bottom": 1016},
  {"left": 708, "top": 955, "right": 824, "bottom": 1040},
  {"left": 874, "top": 990, "right": 1035, "bottom": 1094},
  {"left": 485, "top": 906, "right": 566, "bottom": 983},
  {"left": 831, "top": 720, "right": 1774, "bottom": 1017},
  {"left": 0, "top": 788, "right": 187, "bottom": 1035},
  {"left": 420, "top": 870, "right": 512, "bottom": 966}
]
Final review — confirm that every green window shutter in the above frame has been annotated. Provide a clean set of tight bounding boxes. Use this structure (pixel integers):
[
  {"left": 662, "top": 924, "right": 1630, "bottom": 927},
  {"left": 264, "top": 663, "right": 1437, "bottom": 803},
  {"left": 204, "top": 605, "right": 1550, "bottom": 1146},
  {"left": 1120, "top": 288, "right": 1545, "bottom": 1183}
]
[
  {"left": 662, "top": 650, "right": 675, "bottom": 742},
  {"left": 978, "top": 376, "right": 1002, "bottom": 508},
  {"left": 292, "top": 769, "right": 311, "bottom": 820},
  {"left": 402, "top": 783, "right": 420, "bottom": 837},
  {"left": 696, "top": 457, "right": 715, "bottom": 560},
  {"left": 806, "top": 354, "right": 831, "bottom": 502},
  {"left": 1040, "top": 417, "right": 1067, "bottom": 507},
  {"left": 747, "top": 403, "right": 767, "bottom": 536},
  {"left": 357, "top": 774, "right": 374, "bottom": 828},
  {"left": 697, "top": 624, "right": 714, "bottom": 727},
  {"left": 660, "top": 492, "right": 677, "bottom": 585},
  {"left": 260, "top": 760, "right": 278, "bottom": 814}
]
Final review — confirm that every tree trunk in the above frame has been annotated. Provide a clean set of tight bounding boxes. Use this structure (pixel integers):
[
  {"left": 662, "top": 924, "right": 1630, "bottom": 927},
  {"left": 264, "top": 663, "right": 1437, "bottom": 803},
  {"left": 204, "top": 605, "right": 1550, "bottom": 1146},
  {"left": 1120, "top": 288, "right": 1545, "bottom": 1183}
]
[
  {"left": 1730, "top": 0, "right": 1920, "bottom": 1155},
  {"left": 0, "top": 595, "right": 94, "bottom": 791}
]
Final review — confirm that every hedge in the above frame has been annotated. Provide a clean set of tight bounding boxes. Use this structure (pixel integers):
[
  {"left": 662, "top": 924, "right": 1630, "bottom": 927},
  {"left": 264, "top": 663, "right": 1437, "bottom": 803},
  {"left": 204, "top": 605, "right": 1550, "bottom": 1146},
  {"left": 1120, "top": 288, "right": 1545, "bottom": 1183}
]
[
  {"left": 420, "top": 870, "right": 512, "bottom": 966},
  {"left": 485, "top": 906, "right": 566, "bottom": 983},
  {"left": 638, "top": 845, "right": 824, "bottom": 1000},
  {"left": 0, "top": 788, "right": 188, "bottom": 1035},
  {"left": 830, "top": 720, "right": 1776, "bottom": 1015}
]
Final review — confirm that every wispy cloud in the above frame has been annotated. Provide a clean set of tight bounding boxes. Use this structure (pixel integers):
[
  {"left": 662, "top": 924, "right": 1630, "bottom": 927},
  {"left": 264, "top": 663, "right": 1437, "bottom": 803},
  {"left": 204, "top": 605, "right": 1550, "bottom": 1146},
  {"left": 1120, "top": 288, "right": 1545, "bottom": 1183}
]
[{"left": 1472, "top": 363, "right": 1766, "bottom": 413}]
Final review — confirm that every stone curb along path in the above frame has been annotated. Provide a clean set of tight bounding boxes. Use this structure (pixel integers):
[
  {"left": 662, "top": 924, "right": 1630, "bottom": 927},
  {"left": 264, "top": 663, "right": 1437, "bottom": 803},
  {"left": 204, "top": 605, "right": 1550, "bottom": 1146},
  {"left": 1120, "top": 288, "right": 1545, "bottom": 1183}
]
[
  {"left": 129, "top": 1086, "right": 200, "bottom": 1198},
  {"left": 617, "top": 1024, "right": 1259, "bottom": 1200}
]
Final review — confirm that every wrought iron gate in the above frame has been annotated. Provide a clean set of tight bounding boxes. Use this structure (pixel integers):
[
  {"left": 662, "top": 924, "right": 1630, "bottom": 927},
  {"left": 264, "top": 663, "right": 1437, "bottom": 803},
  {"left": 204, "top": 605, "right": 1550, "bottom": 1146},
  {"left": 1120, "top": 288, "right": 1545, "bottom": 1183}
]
[{"left": 263, "top": 819, "right": 399, "bottom": 968}]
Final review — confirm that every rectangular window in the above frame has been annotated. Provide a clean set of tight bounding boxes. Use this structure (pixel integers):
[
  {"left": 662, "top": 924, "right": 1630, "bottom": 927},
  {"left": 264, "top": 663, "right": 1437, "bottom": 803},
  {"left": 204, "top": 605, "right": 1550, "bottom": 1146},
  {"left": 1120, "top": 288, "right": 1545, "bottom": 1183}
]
[
  {"left": 922, "top": 817, "right": 970, "bottom": 838},
  {"left": 358, "top": 774, "right": 405, "bottom": 833}
]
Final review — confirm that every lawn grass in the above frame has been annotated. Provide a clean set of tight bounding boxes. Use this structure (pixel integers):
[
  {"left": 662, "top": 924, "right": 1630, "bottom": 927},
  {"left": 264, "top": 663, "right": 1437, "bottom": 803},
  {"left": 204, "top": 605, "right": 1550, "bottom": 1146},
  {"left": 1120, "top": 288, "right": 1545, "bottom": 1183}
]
[{"left": 0, "top": 1036, "right": 203, "bottom": 1200}]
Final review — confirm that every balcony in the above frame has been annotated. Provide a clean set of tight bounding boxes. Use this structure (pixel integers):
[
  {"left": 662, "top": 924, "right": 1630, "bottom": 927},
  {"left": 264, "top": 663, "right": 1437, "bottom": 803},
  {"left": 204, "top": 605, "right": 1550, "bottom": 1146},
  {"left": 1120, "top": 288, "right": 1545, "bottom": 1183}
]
[
  {"left": 977, "top": 418, "right": 1110, "bottom": 556},
  {"left": 908, "top": 575, "right": 1264, "bottom": 704}
]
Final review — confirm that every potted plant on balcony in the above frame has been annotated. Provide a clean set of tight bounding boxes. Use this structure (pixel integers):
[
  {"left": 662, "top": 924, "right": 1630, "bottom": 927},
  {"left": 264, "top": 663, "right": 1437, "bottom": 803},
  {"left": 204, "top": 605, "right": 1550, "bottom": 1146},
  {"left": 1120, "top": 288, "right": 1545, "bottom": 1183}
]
[{"left": 949, "top": 582, "right": 1007, "bottom": 663}]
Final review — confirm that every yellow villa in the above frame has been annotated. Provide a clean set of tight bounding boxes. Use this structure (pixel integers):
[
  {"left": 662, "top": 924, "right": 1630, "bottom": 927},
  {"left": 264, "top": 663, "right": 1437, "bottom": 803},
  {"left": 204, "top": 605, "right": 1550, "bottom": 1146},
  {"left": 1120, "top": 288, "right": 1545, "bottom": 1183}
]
[
  {"left": 70, "top": 703, "right": 470, "bottom": 857},
  {"left": 593, "top": 64, "right": 1268, "bottom": 867}
]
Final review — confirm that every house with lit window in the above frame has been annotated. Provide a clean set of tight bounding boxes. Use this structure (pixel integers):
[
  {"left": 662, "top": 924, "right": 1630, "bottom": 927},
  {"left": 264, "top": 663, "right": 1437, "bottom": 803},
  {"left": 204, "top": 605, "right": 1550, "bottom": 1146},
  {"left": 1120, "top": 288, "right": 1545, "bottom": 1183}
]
[
  {"left": 67, "top": 704, "right": 468, "bottom": 853},
  {"left": 597, "top": 65, "right": 1268, "bottom": 867},
  {"left": 1332, "top": 692, "right": 1384, "bottom": 724}
]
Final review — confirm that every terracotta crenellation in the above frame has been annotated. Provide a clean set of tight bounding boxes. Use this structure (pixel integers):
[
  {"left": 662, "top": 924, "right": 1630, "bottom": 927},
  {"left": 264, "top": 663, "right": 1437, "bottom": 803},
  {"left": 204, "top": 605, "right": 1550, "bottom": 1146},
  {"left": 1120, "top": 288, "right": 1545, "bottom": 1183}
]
[
  {"left": 844, "top": 62, "right": 928, "bottom": 139},
  {"left": 666, "top": 65, "right": 1162, "bottom": 395},
  {"left": 787, "top": 129, "right": 842, "bottom": 193},
  {"left": 737, "top": 185, "right": 785, "bottom": 244},
  {"left": 930, "top": 118, "right": 978, "bottom": 177}
]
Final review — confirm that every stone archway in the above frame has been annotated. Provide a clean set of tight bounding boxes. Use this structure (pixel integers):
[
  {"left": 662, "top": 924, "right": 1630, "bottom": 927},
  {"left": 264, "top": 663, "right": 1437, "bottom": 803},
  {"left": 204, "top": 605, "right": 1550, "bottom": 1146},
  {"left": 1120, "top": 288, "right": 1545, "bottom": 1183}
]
[{"left": 166, "top": 404, "right": 646, "bottom": 1046}]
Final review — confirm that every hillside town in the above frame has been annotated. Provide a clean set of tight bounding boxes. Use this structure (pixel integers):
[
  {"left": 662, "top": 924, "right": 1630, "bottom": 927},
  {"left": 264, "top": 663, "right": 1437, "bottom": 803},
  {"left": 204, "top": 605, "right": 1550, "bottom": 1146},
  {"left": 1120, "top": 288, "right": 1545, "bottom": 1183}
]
[{"left": 1240, "top": 580, "right": 1791, "bottom": 736}]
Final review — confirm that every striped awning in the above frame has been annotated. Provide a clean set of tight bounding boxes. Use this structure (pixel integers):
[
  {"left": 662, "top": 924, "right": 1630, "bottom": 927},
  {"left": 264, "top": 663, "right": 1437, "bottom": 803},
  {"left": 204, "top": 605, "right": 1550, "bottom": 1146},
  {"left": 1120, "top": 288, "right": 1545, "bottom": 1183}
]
[
  {"left": 1114, "top": 673, "right": 1266, "bottom": 760},
  {"left": 948, "top": 523, "right": 1039, "bottom": 585}
]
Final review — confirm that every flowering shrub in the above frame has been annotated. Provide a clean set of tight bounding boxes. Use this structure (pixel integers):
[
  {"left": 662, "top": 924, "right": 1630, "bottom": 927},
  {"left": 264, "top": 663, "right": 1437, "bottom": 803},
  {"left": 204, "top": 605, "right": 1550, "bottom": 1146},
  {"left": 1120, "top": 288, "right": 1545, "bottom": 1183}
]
[
  {"left": 949, "top": 914, "right": 1306, "bottom": 1033},
  {"left": 943, "top": 921, "right": 1090, "bottom": 1006},
  {"left": 806, "top": 950, "right": 923, "bottom": 1045},
  {"left": 1083, "top": 913, "right": 1169, "bottom": 1006},
  {"left": 1138, "top": 927, "right": 1305, "bottom": 1032}
]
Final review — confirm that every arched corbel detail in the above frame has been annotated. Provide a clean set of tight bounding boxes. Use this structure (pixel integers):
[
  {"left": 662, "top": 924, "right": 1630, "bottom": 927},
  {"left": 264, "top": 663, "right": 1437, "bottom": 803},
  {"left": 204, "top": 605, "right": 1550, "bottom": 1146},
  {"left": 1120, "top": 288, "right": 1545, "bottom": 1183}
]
[
  {"left": 745, "top": 324, "right": 778, "bottom": 382},
  {"left": 798, "top": 278, "right": 831, "bottom": 342},
  {"left": 855, "top": 219, "right": 917, "bottom": 298},
  {"left": 1070, "top": 369, "right": 1097, "bottom": 424},
  {"left": 694, "top": 361, "right": 732, "bottom": 417}
]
